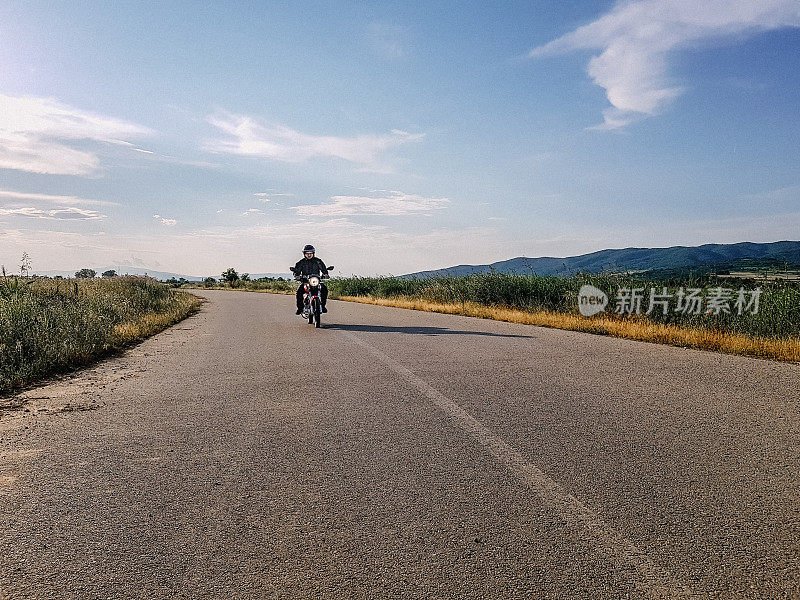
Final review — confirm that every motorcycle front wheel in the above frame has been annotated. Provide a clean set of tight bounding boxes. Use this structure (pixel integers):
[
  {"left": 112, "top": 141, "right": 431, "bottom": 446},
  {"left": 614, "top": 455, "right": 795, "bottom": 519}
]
[{"left": 313, "top": 300, "right": 321, "bottom": 328}]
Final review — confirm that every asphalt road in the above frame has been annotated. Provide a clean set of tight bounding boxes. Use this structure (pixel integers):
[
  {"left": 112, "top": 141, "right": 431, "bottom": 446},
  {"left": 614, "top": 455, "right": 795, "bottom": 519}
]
[{"left": 1, "top": 289, "right": 799, "bottom": 599}]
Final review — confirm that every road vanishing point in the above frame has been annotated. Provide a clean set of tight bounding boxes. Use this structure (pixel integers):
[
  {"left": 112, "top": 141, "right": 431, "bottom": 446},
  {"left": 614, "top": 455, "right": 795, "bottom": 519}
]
[{"left": 1, "top": 290, "right": 799, "bottom": 599}]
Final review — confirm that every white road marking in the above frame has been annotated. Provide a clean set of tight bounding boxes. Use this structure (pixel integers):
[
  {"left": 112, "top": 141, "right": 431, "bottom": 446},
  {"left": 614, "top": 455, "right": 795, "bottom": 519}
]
[{"left": 340, "top": 330, "right": 696, "bottom": 600}]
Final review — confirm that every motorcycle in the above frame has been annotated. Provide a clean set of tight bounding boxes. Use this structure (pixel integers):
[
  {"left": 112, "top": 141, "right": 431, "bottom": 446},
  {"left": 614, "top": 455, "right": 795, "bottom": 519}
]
[{"left": 289, "top": 266, "right": 334, "bottom": 328}]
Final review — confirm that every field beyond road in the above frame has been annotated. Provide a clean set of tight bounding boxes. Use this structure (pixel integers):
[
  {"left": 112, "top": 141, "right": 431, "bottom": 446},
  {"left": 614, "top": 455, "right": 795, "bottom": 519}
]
[{"left": 1, "top": 290, "right": 799, "bottom": 599}]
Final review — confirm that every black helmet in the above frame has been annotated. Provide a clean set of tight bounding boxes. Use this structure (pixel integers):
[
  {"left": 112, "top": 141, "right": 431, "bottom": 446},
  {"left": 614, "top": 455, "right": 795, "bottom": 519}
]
[{"left": 302, "top": 244, "right": 315, "bottom": 255}]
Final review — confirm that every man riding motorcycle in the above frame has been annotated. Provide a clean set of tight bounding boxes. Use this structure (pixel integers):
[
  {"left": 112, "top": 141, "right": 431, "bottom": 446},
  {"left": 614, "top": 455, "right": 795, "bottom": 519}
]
[{"left": 294, "top": 245, "right": 329, "bottom": 314}]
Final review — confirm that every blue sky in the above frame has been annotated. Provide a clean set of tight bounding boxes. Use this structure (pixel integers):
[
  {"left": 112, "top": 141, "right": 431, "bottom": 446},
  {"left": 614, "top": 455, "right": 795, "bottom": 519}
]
[{"left": 1, "top": 0, "right": 799, "bottom": 276}]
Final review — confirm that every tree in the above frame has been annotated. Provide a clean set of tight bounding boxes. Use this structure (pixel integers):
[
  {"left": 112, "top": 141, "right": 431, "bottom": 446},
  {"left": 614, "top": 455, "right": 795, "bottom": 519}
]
[
  {"left": 240, "top": 273, "right": 250, "bottom": 282},
  {"left": 20, "top": 252, "right": 32, "bottom": 277},
  {"left": 75, "top": 268, "right": 96, "bottom": 279},
  {"left": 221, "top": 268, "right": 239, "bottom": 284},
  {"left": 102, "top": 270, "right": 117, "bottom": 278},
  {"left": 203, "top": 277, "right": 217, "bottom": 287}
]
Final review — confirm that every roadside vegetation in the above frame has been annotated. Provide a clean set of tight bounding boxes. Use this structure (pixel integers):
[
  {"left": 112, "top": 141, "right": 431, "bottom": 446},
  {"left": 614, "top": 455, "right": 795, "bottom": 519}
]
[
  {"left": 330, "top": 273, "right": 800, "bottom": 362},
  {"left": 176, "top": 268, "right": 296, "bottom": 294},
  {"left": 0, "top": 273, "right": 201, "bottom": 395},
  {"left": 330, "top": 272, "right": 798, "bottom": 336}
]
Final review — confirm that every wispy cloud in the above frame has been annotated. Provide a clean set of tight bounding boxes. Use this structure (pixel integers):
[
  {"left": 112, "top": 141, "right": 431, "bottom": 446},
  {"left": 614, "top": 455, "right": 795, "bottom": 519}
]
[
  {"left": 0, "top": 206, "right": 106, "bottom": 220},
  {"left": 206, "top": 112, "right": 424, "bottom": 168},
  {"left": 529, "top": 0, "right": 800, "bottom": 129},
  {"left": 366, "top": 22, "right": 409, "bottom": 59},
  {"left": 242, "top": 208, "right": 264, "bottom": 216},
  {"left": 0, "top": 188, "right": 119, "bottom": 207},
  {"left": 743, "top": 184, "right": 800, "bottom": 202},
  {"left": 292, "top": 190, "right": 449, "bottom": 217},
  {"left": 254, "top": 192, "right": 293, "bottom": 203},
  {"left": 149, "top": 154, "right": 223, "bottom": 169},
  {"left": 0, "top": 94, "right": 152, "bottom": 175},
  {"left": 152, "top": 214, "right": 177, "bottom": 226}
]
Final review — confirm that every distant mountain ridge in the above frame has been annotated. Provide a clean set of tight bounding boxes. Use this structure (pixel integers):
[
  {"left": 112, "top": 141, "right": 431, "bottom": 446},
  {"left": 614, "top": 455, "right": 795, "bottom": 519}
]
[{"left": 402, "top": 241, "right": 800, "bottom": 278}]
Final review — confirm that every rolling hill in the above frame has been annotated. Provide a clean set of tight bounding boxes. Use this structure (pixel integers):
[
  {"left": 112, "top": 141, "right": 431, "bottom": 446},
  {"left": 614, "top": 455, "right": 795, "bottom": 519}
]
[{"left": 402, "top": 241, "right": 800, "bottom": 278}]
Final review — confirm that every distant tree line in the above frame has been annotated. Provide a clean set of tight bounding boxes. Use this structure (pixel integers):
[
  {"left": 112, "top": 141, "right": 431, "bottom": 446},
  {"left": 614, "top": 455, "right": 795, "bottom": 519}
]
[
  {"left": 73, "top": 269, "right": 118, "bottom": 278},
  {"left": 194, "top": 268, "right": 287, "bottom": 288}
]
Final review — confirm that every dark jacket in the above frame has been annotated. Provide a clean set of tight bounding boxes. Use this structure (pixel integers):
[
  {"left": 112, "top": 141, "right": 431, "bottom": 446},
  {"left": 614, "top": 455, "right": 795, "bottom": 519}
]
[{"left": 293, "top": 256, "right": 328, "bottom": 278}]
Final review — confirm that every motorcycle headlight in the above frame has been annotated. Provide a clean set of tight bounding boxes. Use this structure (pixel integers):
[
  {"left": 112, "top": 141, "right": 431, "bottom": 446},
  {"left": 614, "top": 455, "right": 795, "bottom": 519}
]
[{"left": 309, "top": 276, "right": 320, "bottom": 286}]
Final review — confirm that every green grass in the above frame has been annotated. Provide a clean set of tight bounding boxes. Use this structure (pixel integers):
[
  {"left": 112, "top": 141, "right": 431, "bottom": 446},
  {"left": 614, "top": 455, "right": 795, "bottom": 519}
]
[
  {"left": 182, "top": 279, "right": 297, "bottom": 294},
  {"left": 0, "top": 276, "right": 201, "bottom": 395},
  {"left": 327, "top": 272, "right": 800, "bottom": 340}
]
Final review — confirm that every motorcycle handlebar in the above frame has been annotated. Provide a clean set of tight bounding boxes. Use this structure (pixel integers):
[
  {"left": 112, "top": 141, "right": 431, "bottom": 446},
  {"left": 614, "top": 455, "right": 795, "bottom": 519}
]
[{"left": 290, "top": 266, "right": 333, "bottom": 281}]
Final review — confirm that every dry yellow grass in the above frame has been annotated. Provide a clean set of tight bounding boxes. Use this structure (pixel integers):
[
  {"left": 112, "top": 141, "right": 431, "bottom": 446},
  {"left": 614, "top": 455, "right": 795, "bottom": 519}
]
[
  {"left": 112, "top": 291, "right": 202, "bottom": 345},
  {"left": 338, "top": 295, "right": 800, "bottom": 363}
]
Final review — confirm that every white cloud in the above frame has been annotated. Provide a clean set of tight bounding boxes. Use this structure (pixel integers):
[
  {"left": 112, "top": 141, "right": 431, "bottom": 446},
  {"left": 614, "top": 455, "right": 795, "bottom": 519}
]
[
  {"left": 0, "top": 206, "right": 106, "bottom": 220},
  {"left": 254, "top": 192, "right": 293, "bottom": 203},
  {"left": 242, "top": 208, "right": 263, "bottom": 216},
  {"left": 529, "top": 0, "right": 800, "bottom": 128},
  {"left": 292, "top": 190, "right": 449, "bottom": 216},
  {"left": 206, "top": 112, "right": 424, "bottom": 167},
  {"left": 152, "top": 214, "right": 177, "bottom": 226},
  {"left": 0, "top": 188, "right": 118, "bottom": 207},
  {"left": 0, "top": 94, "right": 152, "bottom": 175}
]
